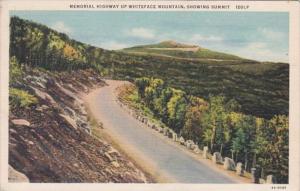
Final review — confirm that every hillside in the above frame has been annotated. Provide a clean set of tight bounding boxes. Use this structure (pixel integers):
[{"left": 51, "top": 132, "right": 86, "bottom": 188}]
[
  {"left": 10, "top": 16, "right": 289, "bottom": 119},
  {"left": 110, "top": 53, "right": 288, "bottom": 119},
  {"left": 9, "top": 67, "right": 150, "bottom": 182},
  {"left": 122, "top": 40, "right": 244, "bottom": 61},
  {"left": 9, "top": 17, "right": 151, "bottom": 182}
]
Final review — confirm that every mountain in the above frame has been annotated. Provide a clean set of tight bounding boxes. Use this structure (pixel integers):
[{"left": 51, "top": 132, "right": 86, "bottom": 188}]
[
  {"left": 9, "top": 16, "right": 289, "bottom": 119},
  {"left": 121, "top": 40, "right": 244, "bottom": 61}
]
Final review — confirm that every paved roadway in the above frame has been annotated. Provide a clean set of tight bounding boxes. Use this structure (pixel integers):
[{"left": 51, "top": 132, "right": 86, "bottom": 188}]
[{"left": 87, "top": 80, "right": 237, "bottom": 183}]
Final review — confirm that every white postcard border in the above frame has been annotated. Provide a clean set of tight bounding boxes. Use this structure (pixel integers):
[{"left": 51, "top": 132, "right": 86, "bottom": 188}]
[{"left": 0, "top": 1, "right": 299, "bottom": 191}]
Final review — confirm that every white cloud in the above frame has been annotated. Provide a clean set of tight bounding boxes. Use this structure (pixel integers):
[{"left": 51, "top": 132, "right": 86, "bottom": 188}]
[
  {"left": 190, "top": 34, "right": 223, "bottom": 43},
  {"left": 246, "top": 42, "right": 268, "bottom": 49},
  {"left": 51, "top": 21, "right": 72, "bottom": 34},
  {"left": 258, "top": 27, "right": 284, "bottom": 41},
  {"left": 191, "top": 34, "right": 223, "bottom": 42},
  {"left": 235, "top": 42, "right": 288, "bottom": 62},
  {"left": 100, "top": 41, "right": 129, "bottom": 50},
  {"left": 127, "top": 27, "right": 156, "bottom": 39}
]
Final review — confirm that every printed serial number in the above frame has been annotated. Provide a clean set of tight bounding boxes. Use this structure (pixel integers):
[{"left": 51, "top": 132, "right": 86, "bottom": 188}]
[{"left": 271, "top": 186, "right": 287, "bottom": 190}]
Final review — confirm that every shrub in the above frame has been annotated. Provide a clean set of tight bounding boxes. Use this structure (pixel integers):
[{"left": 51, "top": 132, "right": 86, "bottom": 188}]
[
  {"left": 9, "top": 88, "right": 38, "bottom": 108},
  {"left": 9, "top": 56, "right": 23, "bottom": 84}
]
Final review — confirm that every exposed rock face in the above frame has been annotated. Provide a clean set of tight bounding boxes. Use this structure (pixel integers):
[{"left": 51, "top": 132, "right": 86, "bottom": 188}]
[
  {"left": 9, "top": 69, "right": 150, "bottom": 183},
  {"left": 223, "top": 157, "right": 235, "bottom": 170}
]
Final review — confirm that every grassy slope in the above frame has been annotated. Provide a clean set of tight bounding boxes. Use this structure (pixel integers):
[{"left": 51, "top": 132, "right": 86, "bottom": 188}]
[{"left": 122, "top": 41, "right": 244, "bottom": 61}]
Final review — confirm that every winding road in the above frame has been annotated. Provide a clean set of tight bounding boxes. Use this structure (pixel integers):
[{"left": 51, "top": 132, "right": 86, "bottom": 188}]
[{"left": 85, "top": 80, "right": 239, "bottom": 183}]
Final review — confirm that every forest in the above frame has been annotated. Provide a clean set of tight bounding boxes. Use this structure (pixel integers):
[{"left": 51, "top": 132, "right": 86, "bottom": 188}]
[
  {"left": 10, "top": 16, "right": 289, "bottom": 119},
  {"left": 134, "top": 77, "right": 288, "bottom": 183}
]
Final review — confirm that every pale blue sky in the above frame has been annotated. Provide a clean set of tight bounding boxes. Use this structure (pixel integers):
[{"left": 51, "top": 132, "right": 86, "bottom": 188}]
[{"left": 11, "top": 11, "right": 289, "bottom": 62}]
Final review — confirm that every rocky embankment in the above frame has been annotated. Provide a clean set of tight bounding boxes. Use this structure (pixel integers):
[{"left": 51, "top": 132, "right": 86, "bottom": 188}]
[{"left": 9, "top": 69, "right": 149, "bottom": 183}]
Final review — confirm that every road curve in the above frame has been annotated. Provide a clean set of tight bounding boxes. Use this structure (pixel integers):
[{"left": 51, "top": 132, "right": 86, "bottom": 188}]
[{"left": 85, "top": 80, "right": 237, "bottom": 183}]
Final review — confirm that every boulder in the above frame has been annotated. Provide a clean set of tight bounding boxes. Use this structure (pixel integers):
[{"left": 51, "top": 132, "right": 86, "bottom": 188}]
[
  {"left": 179, "top": 137, "right": 185, "bottom": 145},
  {"left": 156, "top": 126, "right": 161, "bottom": 132},
  {"left": 139, "top": 117, "right": 143, "bottom": 122},
  {"left": 36, "top": 104, "right": 49, "bottom": 111},
  {"left": 25, "top": 75, "right": 47, "bottom": 89},
  {"left": 167, "top": 131, "right": 173, "bottom": 138},
  {"left": 9, "top": 128, "right": 17, "bottom": 134},
  {"left": 212, "top": 152, "right": 223, "bottom": 164},
  {"left": 32, "top": 87, "right": 56, "bottom": 105},
  {"left": 78, "top": 105, "right": 87, "bottom": 116},
  {"left": 223, "top": 157, "right": 236, "bottom": 170},
  {"left": 36, "top": 81, "right": 46, "bottom": 89},
  {"left": 172, "top": 133, "right": 178, "bottom": 142},
  {"left": 64, "top": 106, "right": 76, "bottom": 117},
  {"left": 266, "top": 175, "right": 276, "bottom": 184},
  {"left": 159, "top": 128, "right": 164, "bottom": 134},
  {"left": 104, "top": 152, "right": 115, "bottom": 162},
  {"left": 59, "top": 114, "right": 78, "bottom": 129},
  {"left": 27, "top": 141, "right": 34, "bottom": 145},
  {"left": 202, "top": 146, "right": 209, "bottom": 159},
  {"left": 111, "top": 161, "right": 120, "bottom": 168},
  {"left": 11, "top": 119, "right": 30, "bottom": 127},
  {"left": 236, "top": 162, "right": 244, "bottom": 176},
  {"left": 259, "top": 178, "right": 266, "bottom": 184},
  {"left": 193, "top": 145, "right": 201, "bottom": 154},
  {"left": 142, "top": 118, "right": 148, "bottom": 124},
  {"left": 251, "top": 167, "right": 260, "bottom": 183},
  {"left": 163, "top": 128, "right": 169, "bottom": 136},
  {"left": 185, "top": 140, "right": 195, "bottom": 150},
  {"left": 107, "top": 146, "right": 120, "bottom": 157},
  {"left": 151, "top": 124, "right": 156, "bottom": 130}
]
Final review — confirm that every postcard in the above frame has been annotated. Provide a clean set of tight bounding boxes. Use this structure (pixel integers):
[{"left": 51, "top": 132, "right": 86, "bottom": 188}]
[{"left": 0, "top": 1, "right": 299, "bottom": 191}]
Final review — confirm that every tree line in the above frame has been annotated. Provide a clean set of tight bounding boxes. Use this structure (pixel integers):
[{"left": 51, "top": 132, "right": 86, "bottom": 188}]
[
  {"left": 10, "top": 16, "right": 289, "bottom": 119},
  {"left": 135, "top": 77, "right": 288, "bottom": 183}
]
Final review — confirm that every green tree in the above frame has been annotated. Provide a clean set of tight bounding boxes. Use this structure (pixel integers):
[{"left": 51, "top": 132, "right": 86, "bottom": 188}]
[
  {"left": 202, "top": 96, "right": 228, "bottom": 153},
  {"left": 9, "top": 56, "right": 23, "bottom": 84},
  {"left": 153, "top": 87, "right": 173, "bottom": 122},
  {"left": 135, "top": 77, "right": 150, "bottom": 98},
  {"left": 231, "top": 115, "right": 256, "bottom": 170},
  {"left": 167, "top": 89, "right": 188, "bottom": 132}
]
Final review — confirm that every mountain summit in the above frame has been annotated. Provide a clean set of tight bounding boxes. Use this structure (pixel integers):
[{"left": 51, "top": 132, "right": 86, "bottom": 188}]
[
  {"left": 122, "top": 40, "right": 243, "bottom": 61},
  {"left": 155, "top": 40, "right": 199, "bottom": 48}
]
